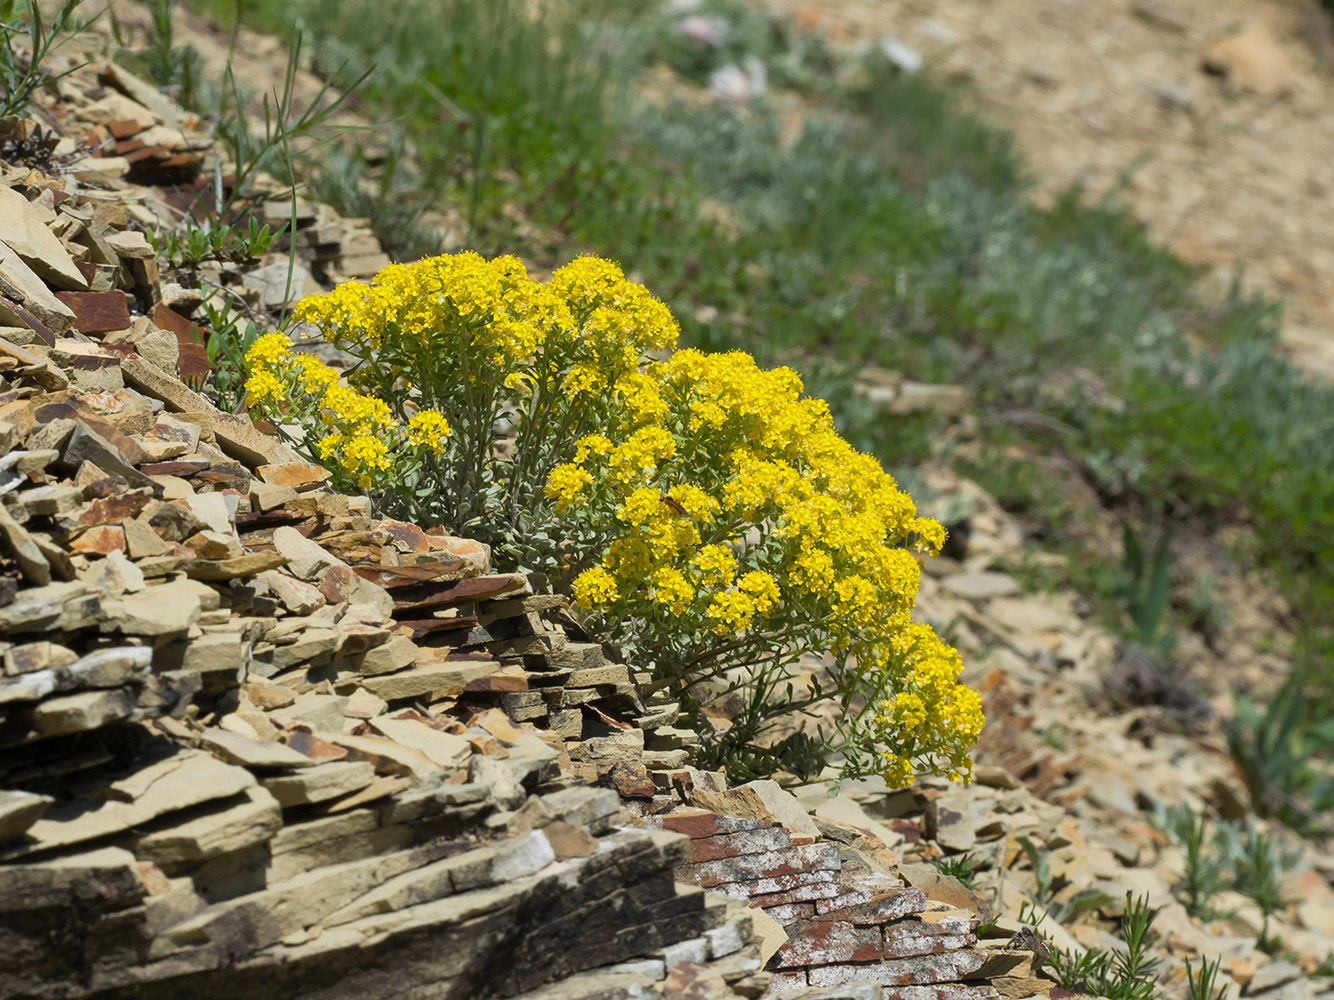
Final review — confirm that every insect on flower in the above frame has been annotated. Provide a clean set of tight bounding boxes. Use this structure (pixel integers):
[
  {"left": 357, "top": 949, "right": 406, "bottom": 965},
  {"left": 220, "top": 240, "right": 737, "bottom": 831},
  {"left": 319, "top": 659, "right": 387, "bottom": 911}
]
[{"left": 659, "top": 494, "right": 689, "bottom": 519}]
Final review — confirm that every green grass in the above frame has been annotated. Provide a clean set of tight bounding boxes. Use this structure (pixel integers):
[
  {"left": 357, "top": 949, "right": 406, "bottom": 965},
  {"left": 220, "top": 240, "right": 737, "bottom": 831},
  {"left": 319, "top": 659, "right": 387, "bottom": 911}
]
[{"left": 188, "top": 0, "right": 1334, "bottom": 821}]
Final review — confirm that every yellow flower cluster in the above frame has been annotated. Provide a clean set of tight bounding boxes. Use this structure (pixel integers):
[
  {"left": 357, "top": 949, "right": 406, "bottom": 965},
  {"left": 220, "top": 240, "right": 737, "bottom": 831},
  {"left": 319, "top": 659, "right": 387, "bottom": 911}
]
[
  {"left": 243, "top": 334, "right": 451, "bottom": 492},
  {"left": 291, "top": 253, "right": 678, "bottom": 400},
  {"left": 293, "top": 252, "right": 556, "bottom": 365},
  {"left": 556, "top": 347, "right": 982, "bottom": 786}
]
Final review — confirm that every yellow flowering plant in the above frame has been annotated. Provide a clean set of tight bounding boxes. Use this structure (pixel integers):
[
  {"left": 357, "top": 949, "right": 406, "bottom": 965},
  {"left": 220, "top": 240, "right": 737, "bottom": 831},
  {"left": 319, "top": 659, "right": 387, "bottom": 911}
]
[
  {"left": 245, "top": 252, "right": 676, "bottom": 558},
  {"left": 243, "top": 331, "right": 452, "bottom": 490},
  {"left": 244, "top": 251, "right": 982, "bottom": 787},
  {"left": 549, "top": 349, "right": 983, "bottom": 785}
]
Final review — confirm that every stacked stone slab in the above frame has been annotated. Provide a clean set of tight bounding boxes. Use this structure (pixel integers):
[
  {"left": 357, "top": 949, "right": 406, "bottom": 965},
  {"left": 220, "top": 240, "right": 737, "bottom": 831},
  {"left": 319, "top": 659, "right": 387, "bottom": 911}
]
[
  {"left": 657, "top": 805, "right": 1000, "bottom": 999},
  {"left": 0, "top": 325, "right": 768, "bottom": 1000},
  {"left": 2, "top": 772, "right": 773, "bottom": 999}
]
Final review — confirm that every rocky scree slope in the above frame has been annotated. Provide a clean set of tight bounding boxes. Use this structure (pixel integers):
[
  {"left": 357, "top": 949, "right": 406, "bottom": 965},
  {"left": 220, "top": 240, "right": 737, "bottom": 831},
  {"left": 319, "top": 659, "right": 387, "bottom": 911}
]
[{"left": 0, "top": 34, "right": 1330, "bottom": 1000}]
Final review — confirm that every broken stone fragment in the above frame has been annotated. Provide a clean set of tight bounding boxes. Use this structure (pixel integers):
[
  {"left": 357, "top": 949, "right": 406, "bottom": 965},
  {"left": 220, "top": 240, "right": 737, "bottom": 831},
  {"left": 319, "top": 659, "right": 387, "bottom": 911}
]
[
  {"left": 0, "top": 187, "right": 89, "bottom": 290},
  {"left": 358, "top": 658, "right": 502, "bottom": 702},
  {"left": 0, "top": 580, "right": 101, "bottom": 634},
  {"left": 13, "top": 482, "right": 82, "bottom": 518},
  {"left": 182, "top": 529, "right": 242, "bottom": 559},
  {"left": 198, "top": 728, "right": 316, "bottom": 770},
  {"left": 0, "top": 241, "right": 76, "bottom": 333},
  {"left": 69, "top": 523, "right": 127, "bottom": 555},
  {"left": 0, "top": 845, "right": 146, "bottom": 916},
  {"left": 0, "top": 789, "right": 54, "bottom": 844},
  {"left": 52, "top": 292, "right": 130, "bottom": 335},
  {"left": 0, "top": 502, "right": 52, "bottom": 584},
  {"left": 343, "top": 687, "right": 387, "bottom": 720},
  {"left": 61, "top": 421, "right": 156, "bottom": 491},
  {"left": 102, "top": 585, "right": 200, "bottom": 637},
  {"left": 274, "top": 526, "right": 345, "bottom": 581},
  {"left": 76, "top": 92, "right": 161, "bottom": 128},
  {"left": 257, "top": 569, "right": 324, "bottom": 615},
  {"left": 368, "top": 716, "right": 470, "bottom": 770},
  {"left": 154, "top": 631, "right": 249, "bottom": 685},
  {"left": 176, "top": 492, "right": 234, "bottom": 534},
  {"left": 270, "top": 691, "right": 347, "bottom": 731},
  {"left": 353, "top": 635, "right": 420, "bottom": 676},
  {"left": 685, "top": 780, "right": 823, "bottom": 842},
  {"left": 261, "top": 760, "right": 376, "bottom": 807},
  {"left": 320, "top": 731, "right": 440, "bottom": 779},
  {"left": 105, "top": 229, "right": 153, "bottom": 259},
  {"left": 132, "top": 785, "right": 282, "bottom": 866},
  {"left": 139, "top": 413, "right": 201, "bottom": 460},
  {"left": 250, "top": 480, "right": 299, "bottom": 511},
  {"left": 257, "top": 462, "right": 331, "bottom": 491},
  {"left": 3, "top": 640, "right": 79, "bottom": 676}
]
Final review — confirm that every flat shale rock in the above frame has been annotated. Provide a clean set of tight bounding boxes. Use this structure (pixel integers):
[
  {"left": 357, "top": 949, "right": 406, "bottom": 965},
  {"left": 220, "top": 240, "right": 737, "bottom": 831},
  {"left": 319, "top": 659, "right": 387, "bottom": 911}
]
[
  {"left": 261, "top": 760, "right": 377, "bottom": 807},
  {"left": 132, "top": 785, "right": 283, "bottom": 866},
  {"left": 198, "top": 728, "right": 315, "bottom": 770},
  {"left": 4, "top": 747, "right": 254, "bottom": 857}
]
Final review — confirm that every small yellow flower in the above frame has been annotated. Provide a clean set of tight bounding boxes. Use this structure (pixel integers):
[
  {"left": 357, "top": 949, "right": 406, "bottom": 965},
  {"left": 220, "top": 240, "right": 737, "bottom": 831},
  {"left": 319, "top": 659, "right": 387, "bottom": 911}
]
[
  {"left": 707, "top": 590, "right": 755, "bottom": 635},
  {"left": 407, "top": 409, "right": 452, "bottom": 453},
  {"left": 650, "top": 566, "right": 693, "bottom": 615},
  {"left": 244, "top": 369, "right": 284, "bottom": 407},
  {"left": 341, "top": 435, "right": 390, "bottom": 477},
  {"left": 545, "top": 463, "right": 592, "bottom": 510},
  {"left": 738, "top": 570, "right": 779, "bottom": 615},
  {"left": 572, "top": 566, "right": 619, "bottom": 607},
  {"left": 245, "top": 331, "right": 292, "bottom": 368},
  {"left": 692, "top": 544, "right": 737, "bottom": 587}
]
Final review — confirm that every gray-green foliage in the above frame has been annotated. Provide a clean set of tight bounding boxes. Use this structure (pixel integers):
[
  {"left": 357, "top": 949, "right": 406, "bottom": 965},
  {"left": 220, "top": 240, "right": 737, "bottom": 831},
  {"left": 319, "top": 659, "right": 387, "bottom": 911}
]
[
  {"left": 127, "top": 0, "right": 202, "bottom": 106},
  {"left": 931, "top": 851, "right": 980, "bottom": 889},
  {"left": 1186, "top": 955, "right": 1227, "bottom": 1000},
  {"left": 1119, "top": 519, "right": 1175, "bottom": 651},
  {"left": 1014, "top": 835, "right": 1115, "bottom": 925},
  {"left": 1227, "top": 676, "right": 1334, "bottom": 835},
  {"left": 0, "top": 0, "right": 85, "bottom": 117},
  {"left": 1046, "top": 893, "right": 1161, "bottom": 1000},
  {"left": 191, "top": 293, "right": 264, "bottom": 412},
  {"left": 1153, "top": 803, "right": 1302, "bottom": 948},
  {"left": 1153, "top": 803, "right": 1229, "bottom": 920}
]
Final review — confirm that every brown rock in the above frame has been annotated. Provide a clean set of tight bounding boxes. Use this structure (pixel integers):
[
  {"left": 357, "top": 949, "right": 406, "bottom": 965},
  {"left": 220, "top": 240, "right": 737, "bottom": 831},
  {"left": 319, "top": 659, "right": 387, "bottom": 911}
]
[
  {"left": 262, "top": 760, "right": 377, "bottom": 807},
  {"left": 61, "top": 422, "right": 156, "bottom": 491},
  {"left": 258, "top": 569, "right": 325, "bottom": 614},
  {"left": 898, "top": 863, "right": 994, "bottom": 922},
  {"left": 123, "top": 516, "right": 168, "bottom": 558},
  {"left": 53, "top": 291, "right": 131, "bottom": 334},
  {"left": 257, "top": 463, "right": 331, "bottom": 491},
  {"left": 10, "top": 748, "right": 253, "bottom": 857},
  {"left": 0, "top": 241, "right": 76, "bottom": 333},
  {"left": 686, "top": 780, "right": 822, "bottom": 841},
  {"left": 0, "top": 789, "right": 54, "bottom": 844},
  {"left": 121, "top": 352, "right": 212, "bottom": 411},
  {"left": 180, "top": 552, "right": 288, "bottom": 581},
  {"left": 69, "top": 524, "right": 126, "bottom": 555},
  {"left": 1203, "top": 22, "right": 1297, "bottom": 98},
  {"left": 105, "top": 230, "right": 154, "bottom": 259},
  {"left": 0, "top": 336, "right": 68, "bottom": 389},
  {"left": 286, "top": 729, "right": 349, "bottom": 762},
  {"left": 0, "top": 503, "right": 51, "bottom": 584},
  {"left": 198, "top": 728, "right": 316, "bottom": 770},
  {"left": 607, "top": 760, "right": 657, "bottom": 800},
  {"left": 132, "top": 785, "right": 282, "bottom": 866}
]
